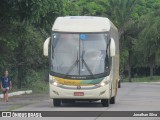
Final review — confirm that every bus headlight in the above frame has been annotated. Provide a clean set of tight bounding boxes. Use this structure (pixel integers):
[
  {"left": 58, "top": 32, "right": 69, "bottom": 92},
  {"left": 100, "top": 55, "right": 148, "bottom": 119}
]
[
  {"left": 49, "top": 79, "right": 59, "bottom": 86},
  {"left": 100, "top": 82, "right": 106, "bottom": 86},
  {"left": 53, "top": 81, "right": 58, "bottom": 86},
  {"left": 100, "top": 80, "right": 110, "bottom": 87}
]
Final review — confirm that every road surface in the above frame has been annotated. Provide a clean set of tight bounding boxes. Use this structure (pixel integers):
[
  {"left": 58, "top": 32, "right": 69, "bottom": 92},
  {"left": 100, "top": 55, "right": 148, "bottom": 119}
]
[{"left": 1, "top": 82, "right": 160, "bottom": 120}]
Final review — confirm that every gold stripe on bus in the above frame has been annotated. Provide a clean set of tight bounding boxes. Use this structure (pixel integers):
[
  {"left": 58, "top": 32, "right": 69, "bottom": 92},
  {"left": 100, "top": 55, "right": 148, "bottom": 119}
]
[{"left": 53, "top": 77, "right": 92, "bottom": 86}]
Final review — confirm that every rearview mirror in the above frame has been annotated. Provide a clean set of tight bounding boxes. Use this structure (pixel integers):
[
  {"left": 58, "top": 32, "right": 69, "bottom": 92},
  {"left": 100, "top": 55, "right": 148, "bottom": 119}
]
[
  {"left": 110, "top": 38, "right": 116, "bottom": 57},
  {"left": 43, "top": 37, "right": 51, "bottom": 56}
]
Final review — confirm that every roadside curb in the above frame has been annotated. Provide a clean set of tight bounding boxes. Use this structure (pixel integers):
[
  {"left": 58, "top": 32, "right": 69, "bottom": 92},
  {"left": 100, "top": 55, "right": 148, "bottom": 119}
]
[
  {"left": 0, "top": 90, "right": 32, "bottom": 98},
  {"left": 141, "top": 82, "right": 160, "bottom": 84}
]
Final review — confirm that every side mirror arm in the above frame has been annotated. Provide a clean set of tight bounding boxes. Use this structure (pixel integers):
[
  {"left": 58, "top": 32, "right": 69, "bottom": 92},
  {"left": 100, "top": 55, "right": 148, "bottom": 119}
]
[
  {"left": 43, "top": 37, "right": 51, "bottom": 56},
  {"left": 110, "top": 38, "right": 116, "bottom": 57}
]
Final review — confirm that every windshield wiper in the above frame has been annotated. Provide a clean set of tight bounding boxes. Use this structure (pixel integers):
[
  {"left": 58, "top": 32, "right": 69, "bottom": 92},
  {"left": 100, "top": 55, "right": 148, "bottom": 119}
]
[
  {"left": 65, "top": 51, "right": 79, "bottom": 75},
  {"left": 65, "top": 50, "right": 95, "bottom": 78},
  {"left": 81, "top": 58, "right": 94, "bottom": 76},
  {"left": 65, "top": 60, "right": 79, "bottom": 75},
  {"left": 81, "top": 51, "right": 95, "bottom": 78}
]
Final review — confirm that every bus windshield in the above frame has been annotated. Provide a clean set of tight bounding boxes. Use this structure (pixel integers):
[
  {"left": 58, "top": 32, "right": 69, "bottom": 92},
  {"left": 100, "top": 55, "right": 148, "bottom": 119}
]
[{"left": 50, "top": 32, "right": 110, "bottom": 79}]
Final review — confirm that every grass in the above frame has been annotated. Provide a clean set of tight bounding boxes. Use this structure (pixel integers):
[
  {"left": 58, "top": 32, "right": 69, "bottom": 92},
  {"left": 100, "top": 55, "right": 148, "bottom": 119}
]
[
  {"left": 123, "top": 76, "right": 160, "bottom": 82},
  {"left": 5, "top": 104, "right": 30, "bottom": 111},
  {"left": 12, "top": 81, "right": 49, "bottom": 94},
  {"left": 29, "top": 81, "right": 49, "bottom": 94}
]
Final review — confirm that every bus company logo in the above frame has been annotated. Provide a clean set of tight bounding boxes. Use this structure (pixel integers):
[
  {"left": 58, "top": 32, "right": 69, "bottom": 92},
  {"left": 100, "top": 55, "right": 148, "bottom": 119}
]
[
  {"left": 77, "top": 86, "right": 81, "bottom": 89},
  {"left": 1, "top": 112, "right": 42, "bottom": 117},
  {"left": 2, "top": 112, "right": 11, "bottom": 117}
]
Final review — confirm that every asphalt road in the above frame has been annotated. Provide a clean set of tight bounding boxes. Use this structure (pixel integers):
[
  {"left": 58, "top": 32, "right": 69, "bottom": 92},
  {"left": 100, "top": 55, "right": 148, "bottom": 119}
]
[{"left": 1, "top": 82, "right": 160, "bottom": 120}]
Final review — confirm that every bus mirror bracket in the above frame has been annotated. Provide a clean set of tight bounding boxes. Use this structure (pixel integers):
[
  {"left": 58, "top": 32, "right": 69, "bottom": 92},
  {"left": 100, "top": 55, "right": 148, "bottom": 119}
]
[
  {"left": 110, "top": 38, "right": 116, "bottom": 57},
  {"left": 43, "top": 37, "right": 51, "bottom": 56}
]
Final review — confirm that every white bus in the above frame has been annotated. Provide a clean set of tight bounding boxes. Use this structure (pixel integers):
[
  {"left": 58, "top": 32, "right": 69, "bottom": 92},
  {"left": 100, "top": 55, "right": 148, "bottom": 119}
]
[{"left": 43, "top": 16, "right": 119, "bottom": 107}]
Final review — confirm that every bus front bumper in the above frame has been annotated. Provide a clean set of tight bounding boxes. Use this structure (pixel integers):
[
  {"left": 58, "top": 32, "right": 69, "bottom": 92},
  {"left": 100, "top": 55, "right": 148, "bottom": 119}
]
[{"left": 49, "top": 84, "right": 111, "bottom": 99}]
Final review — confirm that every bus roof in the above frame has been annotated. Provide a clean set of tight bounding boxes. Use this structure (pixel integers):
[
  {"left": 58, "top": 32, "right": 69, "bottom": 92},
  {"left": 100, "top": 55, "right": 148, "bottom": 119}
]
[{"left": 52, "top": 16, "right": 115, "bottom": 32}]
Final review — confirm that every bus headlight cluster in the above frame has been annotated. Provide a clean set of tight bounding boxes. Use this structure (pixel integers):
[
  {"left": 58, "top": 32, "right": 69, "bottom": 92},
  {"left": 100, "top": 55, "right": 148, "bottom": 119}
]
[
  {"left": 53, "top": 81, "right": 58, "bottom": 86},
  {"left": 100, "top": 82, "right": 106, "bottom": 86},
  {"left": 100, "top": 80, "right": 110, "bottom": 87},
  {"left": 49, "top": 79, "right": 59, "bottom": 86}
]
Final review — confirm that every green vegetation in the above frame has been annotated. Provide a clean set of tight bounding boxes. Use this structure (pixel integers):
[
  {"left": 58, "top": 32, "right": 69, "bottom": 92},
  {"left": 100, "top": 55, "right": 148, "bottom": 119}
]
[
  {"left": 24, "top": 70, "right": 49, "bottom": 93},
  {"left": 0, "top": 0, "right": 160, "bottom": 91},
  {"left": 5, "top": 70, "right": 49, "bottom": 93}
]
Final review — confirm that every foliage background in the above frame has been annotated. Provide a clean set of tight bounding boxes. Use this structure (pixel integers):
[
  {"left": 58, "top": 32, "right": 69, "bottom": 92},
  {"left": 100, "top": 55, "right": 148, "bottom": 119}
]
[{"left": 0, "top": 0, "right": 160, "bottom": 90}]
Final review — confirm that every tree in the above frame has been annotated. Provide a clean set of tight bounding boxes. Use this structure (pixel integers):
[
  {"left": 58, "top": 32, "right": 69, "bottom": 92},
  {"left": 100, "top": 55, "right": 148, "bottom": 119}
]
[
  {"left": 137, "top": 9, "right": 160, "bottom": 79},
  {"left": 0, "top": 0, "right": 64, "bottom": 88},
  {"left": 105, "top": 0, "right": 139, "bottom": 81},
  {"left": 64, "top": 0, "right": 107, "bottom": 16}
]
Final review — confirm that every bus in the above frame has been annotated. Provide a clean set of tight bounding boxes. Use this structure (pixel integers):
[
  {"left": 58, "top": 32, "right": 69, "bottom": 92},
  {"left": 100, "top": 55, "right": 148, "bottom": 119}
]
[{"left": 43, "top": 16, "right": 119, "bottom": 107}]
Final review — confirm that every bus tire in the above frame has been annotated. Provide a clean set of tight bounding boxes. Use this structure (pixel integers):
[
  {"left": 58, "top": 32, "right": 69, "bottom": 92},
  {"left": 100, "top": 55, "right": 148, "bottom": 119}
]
[
  {"left": 62, "top": 99, "right": 75, "bottom": 104},
  {"left": 118, "top": 81, "right": 121, "bottom": 88},
  {"left": 101, "top": 99, "right": 109, "bottom": 107},
  {"left": 53, "top": 99, "right": 61, "bottom": 106},
  {"left": 110, "top": 96, "right": 115, "bottom": 104}
]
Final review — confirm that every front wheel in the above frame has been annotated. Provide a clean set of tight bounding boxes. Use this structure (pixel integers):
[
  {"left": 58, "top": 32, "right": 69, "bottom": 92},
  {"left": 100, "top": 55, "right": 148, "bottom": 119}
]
[
  {"left": 53, "top": 99, "right": 61, "bottom": 106},
  {"left": 101, "top": 99, "right": 109, "bottom": 107},
  {"left": 110, "top": 96, "right": 115, "bottom": 104},
  {"left": 118, "top": 80, "right": 121, "bottom": 88},
  {"left": 62, "top": 99, "right": 75, "bottom": 104}
]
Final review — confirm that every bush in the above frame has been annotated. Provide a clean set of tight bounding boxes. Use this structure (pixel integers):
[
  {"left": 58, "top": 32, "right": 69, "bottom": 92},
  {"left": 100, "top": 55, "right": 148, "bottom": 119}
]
[{"left": 24, "top": 69, "right": 49, "bottom": 93}]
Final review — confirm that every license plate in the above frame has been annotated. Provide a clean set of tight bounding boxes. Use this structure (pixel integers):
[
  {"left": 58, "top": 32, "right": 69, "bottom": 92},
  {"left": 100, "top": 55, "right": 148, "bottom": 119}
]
[{"left": 74, "top": 92, "right": 84, "bottom": 96}]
